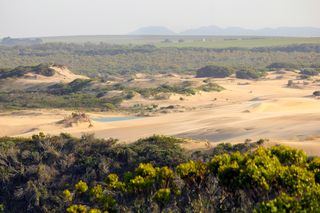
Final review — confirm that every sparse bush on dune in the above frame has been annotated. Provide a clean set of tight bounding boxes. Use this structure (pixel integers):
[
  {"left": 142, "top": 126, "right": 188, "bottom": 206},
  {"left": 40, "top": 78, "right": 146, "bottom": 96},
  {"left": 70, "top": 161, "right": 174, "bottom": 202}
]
[
  {"left": 154, "top": 93, "right": 171, "bottom": 100},
  {"left": 313, "top": 91, "right": 320, "bottom": 96},
  {"left": 236, "top": 69, "right": 265, "bottom": 79},
  {"left": 48, "top": 78, "right": 93, "bottom": 95},
  {"left": 196, "top": 82, "right": 224, "bottom": 92},
  {"left": 300, "top": 68, "right": 319, "bottom": 76},
  {"left": 300, "top": 74, "right": 311, "bottom": 80},
  {"left": 57, "top": 112, "right": 92, "bottom": 127},
  {"left": 266, "top": 62, "right": 299, "bottom": 70},
  {"left": 122, "top": 81, "right": 223, "bottom": 100},
  {"left": 0, "top": 134, "right": 319, "bottom": 212}
]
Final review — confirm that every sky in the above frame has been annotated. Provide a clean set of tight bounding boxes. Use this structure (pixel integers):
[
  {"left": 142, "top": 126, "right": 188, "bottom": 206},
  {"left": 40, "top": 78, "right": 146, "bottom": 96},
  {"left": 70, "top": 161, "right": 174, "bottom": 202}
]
[{"left": 0, "top": 0, "right": 320, "bottom": 38}]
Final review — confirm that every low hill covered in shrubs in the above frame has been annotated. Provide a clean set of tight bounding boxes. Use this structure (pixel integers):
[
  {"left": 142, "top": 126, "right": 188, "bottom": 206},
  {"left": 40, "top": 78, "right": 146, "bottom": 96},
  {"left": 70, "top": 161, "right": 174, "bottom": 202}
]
[{"left": 0, "top": 134, "right": 319, "bottom": 212}]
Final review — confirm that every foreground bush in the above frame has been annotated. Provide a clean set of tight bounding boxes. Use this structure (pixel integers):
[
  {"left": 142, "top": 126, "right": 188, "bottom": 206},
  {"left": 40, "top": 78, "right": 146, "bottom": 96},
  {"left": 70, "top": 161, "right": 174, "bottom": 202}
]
[
  {"left": 0, "top": 134, "right": 189, "bottom": 212},
  {"left": 0, "top": 134, "right": 319, "bottom": 212},
  {"left": 63, "top": 145, "right": 320, "bottom": 212}
]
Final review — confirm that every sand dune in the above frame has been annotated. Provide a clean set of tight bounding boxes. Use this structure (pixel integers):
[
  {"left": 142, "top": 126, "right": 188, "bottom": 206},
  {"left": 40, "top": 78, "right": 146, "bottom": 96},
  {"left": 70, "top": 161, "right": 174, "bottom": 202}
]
[
  {"left": 1, "top": 71, "right": 320, "bottom": 155},
  {"left": 0, "top": 65, "right": 89, "bottom": 91}
]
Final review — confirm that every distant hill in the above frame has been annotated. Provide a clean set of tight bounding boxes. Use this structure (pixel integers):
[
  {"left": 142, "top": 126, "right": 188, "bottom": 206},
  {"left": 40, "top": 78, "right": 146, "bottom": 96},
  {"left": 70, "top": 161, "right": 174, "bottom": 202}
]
[
  {"left": 129, "top": 26, "right": 320, "bottom": 37},
  {"left": 0, "top": 37, "right": 43, "bottom": 46},
  {"left": 129, "top": 26, "right": 176, "bottom": 35},
  {"left": 182, "top": 26, "right": 254, "bottom": 36}
]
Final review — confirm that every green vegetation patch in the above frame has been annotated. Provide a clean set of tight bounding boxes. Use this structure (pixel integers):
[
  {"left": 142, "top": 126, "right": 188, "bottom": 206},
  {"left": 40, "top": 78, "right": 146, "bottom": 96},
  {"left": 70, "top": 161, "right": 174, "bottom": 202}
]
[
  {"left": 266, "top": 62, "right": 299, "bottom": 70},
  {"left": 196, "top": 65, "right": 234, "bottom": 78},
  {"left": 0, "top": 133, "right": 319, "bottom": 212},
  {"left": 300, "top": 68, "right": 320, "bottom": 76},
  {"left": 1, "top": 43, "right": 320, "bottom": 76}
]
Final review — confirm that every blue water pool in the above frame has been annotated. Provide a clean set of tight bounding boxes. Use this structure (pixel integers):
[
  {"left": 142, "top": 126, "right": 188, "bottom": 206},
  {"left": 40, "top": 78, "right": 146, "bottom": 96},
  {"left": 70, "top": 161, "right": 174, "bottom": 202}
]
[{"left": 93, "top": 116, "right": 140, "bottom": 123}]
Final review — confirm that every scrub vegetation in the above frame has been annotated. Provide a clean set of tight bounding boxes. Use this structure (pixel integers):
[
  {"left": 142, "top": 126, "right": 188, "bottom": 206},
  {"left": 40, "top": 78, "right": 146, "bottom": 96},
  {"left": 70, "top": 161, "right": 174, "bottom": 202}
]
[{"left": 0, "top": 134, "right": 319, "bottom": 212}]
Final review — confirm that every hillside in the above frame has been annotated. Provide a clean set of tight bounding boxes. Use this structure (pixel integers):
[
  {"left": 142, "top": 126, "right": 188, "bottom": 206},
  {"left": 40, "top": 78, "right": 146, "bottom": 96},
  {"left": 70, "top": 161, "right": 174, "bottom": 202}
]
[
  {"left": 129, "top": 26, "right": 176, "bottom": 35},
  {"left": 181, "top": 26, "right": 320, "bottom": 37}
]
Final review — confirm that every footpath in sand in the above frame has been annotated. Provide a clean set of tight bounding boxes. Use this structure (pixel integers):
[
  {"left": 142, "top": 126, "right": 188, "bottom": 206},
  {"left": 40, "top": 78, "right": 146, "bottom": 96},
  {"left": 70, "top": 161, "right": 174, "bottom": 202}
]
[{"left": 1, "top": 71, "right": 320, "bottom": 155}]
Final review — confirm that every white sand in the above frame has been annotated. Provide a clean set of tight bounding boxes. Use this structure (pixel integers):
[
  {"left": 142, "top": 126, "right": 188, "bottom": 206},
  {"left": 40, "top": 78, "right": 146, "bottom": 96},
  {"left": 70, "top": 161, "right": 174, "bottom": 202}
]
[{"left": 1, "top": 71, "right": 320, "bottom": 155}]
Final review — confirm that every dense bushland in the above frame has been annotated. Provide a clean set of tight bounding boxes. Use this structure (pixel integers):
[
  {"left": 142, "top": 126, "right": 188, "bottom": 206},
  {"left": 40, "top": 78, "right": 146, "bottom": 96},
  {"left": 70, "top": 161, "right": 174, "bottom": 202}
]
[
  {"left": 0, "top": 134, "right": 319, "bottom": 212},
  {"left": 0, "top": 134, "right": 188, "bottom": 212},
  {"left": 1, "top": 43, "right": 320, "bottom": 76}
]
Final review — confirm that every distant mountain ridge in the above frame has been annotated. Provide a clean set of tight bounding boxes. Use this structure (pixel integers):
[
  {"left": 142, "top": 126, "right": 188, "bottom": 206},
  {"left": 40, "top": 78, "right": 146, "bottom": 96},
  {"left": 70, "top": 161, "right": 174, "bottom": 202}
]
[
  {"left": 130, "top": 26, "right": 320, "bottom": 37},
  {"left": 0, "top": 36, "right": 43, "bottom": 46}
]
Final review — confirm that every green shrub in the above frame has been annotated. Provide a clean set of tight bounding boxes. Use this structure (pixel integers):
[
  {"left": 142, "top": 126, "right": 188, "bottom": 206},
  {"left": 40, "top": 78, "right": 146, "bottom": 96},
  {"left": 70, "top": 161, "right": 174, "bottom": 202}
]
[
  {"left": 236, "top": 69, "right": 264, "bottom": 79},
  {"left": 300, "top": 68, "right": 319, "bottom": 76},
  {"left": 313, "top": 91, "right": 320, "bottom": 96},
  {"left": 197, "top": 82, "right": 224, "bottom": 92},
  {"left": 1, "top": 134, "right": 319, "bottom": 212},
  {"left": 271, "top": 145, "right": 307, "bottom": 166},
  {"left": 196, "top": 65, "right": 233, "bottom": 78}
]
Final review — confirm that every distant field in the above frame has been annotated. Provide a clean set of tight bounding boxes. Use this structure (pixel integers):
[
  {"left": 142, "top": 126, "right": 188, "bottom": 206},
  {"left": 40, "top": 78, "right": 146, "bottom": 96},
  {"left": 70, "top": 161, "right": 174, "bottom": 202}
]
[
  {"left": 157, "top": 37, "right": 320, "bottom": 48},
  {"left": 42, "top": 35, "right": 320, "bottom": 48}
]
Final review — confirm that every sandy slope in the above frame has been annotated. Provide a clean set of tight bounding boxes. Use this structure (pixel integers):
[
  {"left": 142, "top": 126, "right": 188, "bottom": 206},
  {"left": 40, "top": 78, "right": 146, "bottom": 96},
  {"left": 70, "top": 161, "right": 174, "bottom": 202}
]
[{"left": 1, "top": 71, "right": 320, "bottom": 155}]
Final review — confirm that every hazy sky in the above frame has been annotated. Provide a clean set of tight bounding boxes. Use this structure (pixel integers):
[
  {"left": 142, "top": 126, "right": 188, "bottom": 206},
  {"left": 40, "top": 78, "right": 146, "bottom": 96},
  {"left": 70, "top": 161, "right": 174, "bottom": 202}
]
[{"left": 1, "top": 0, "right": 320, "bottom": 37}]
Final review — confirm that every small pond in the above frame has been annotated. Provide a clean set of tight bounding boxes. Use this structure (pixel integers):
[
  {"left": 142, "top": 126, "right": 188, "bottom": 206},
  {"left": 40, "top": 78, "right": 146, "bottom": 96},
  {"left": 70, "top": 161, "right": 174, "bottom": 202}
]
[{"left": 93, "top": 116, "right": 140, "bottom": 123}]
